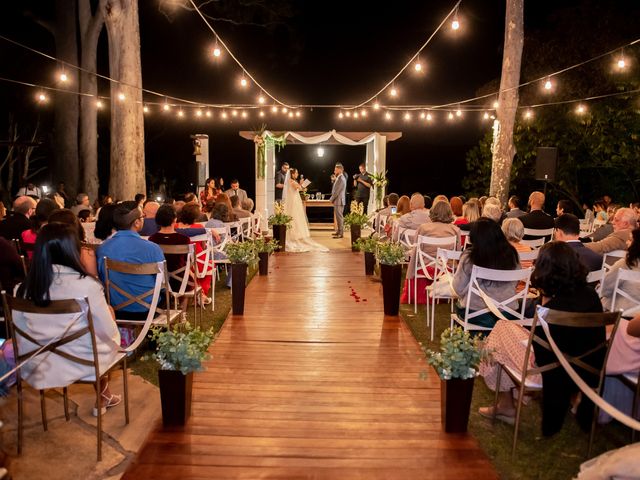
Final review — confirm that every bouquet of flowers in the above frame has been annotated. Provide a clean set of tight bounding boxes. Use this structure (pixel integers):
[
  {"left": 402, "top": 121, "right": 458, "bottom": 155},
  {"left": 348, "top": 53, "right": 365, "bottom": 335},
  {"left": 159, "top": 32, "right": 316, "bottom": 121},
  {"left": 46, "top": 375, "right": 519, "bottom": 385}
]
[
  {"left": 424, "top": 327, "right": 490, "bottom": 380},
  {"left": 370, "top": 171, "right": 388, "bottom": 209},
  {"left": 268, "top": 201, "right": 293, "bottom": 227},
  {"left": 344, "top": 200, "right": 369, "bottom": 227}
]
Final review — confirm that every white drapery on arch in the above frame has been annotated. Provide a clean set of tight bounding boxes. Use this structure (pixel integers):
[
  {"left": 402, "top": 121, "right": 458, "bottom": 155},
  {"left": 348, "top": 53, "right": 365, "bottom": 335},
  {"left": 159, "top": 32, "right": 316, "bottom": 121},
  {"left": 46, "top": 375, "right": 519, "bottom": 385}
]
[{"left": 255, "top": 130, "right": 389, "bottom": 228}]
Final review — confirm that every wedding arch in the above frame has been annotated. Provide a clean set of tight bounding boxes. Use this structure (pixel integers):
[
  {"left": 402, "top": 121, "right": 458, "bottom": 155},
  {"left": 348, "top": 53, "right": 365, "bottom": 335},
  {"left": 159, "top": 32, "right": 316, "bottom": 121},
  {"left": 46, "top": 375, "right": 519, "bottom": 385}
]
[{"left": 239, "top": 130, "right": 402, "bottom": 227}]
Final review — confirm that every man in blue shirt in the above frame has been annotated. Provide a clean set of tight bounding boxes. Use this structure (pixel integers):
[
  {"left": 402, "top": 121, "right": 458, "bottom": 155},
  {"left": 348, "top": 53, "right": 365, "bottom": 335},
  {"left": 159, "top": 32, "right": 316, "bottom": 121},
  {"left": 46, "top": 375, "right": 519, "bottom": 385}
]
[{"left": 97, "top": 201, "right": 165, "bottom": 319}]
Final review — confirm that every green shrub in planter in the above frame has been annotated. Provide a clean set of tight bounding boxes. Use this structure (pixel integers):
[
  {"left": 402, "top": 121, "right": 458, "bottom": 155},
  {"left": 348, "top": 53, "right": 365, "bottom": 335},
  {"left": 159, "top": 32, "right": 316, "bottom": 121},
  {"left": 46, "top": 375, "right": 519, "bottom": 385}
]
[
  {"left": 224, "top": 241, "right": 258, "bottom": 265},
  {"left": 150, "top": 323, "right": 215, "bottom": 375},
  {"left": 353, "top": 236, "right": 378, "bottom": 253},
  {"left": 268, "top": 201, "right": 293, "bottom": 227},
  {"left": 344, "top": 201, "right": 369, "bottom": 228},
  {"left": 253, "top": 237, "right": 280, "bottom": 254},
  {"left": 375, "top": 241, "right": 406, "bottom": 265}
]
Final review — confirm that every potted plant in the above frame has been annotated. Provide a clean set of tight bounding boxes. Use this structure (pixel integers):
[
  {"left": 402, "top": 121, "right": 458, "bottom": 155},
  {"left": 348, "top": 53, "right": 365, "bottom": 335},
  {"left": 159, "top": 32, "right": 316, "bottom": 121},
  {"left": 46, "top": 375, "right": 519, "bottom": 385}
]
[
  {"left": 151, "top": 323, "right": 215, "bottom": 426},
  {"left": 375, "top": 241, "right": 406, "bottom": 315},
  {"left": 268, "top": 201, "right": 293, "bottom": 252},
  {"left": 370, "top": 171, "right": 388, "bottom": 210},
  {"left": 344, "top": 200, "right": 369, "bottom": 250},
  {"left": 224, "top": 241, "right": 258, "bottom": 315},
  {"left": 254, "top": 237, "right": 279, "bottom": 275},
  {"left": 353, "top": 236, "right": 378, "bottom": 275},
  {"left": 424, "top": 327, "right": 490, "bottom": 433}
]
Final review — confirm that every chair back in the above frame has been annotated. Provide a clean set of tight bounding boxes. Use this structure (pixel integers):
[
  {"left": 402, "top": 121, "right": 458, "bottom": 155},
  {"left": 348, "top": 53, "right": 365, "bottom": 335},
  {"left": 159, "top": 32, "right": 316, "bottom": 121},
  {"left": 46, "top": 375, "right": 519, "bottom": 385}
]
[
  {"left": 587, "top": 268, "right": 605, "bottom": 290},
  {"left": 225, "top": 221, "right": 242, "bottom": 242},
  {"left": 239, "top": 217, "right": 253, "bottom": 240},
  {"left": 251, "top": 213, "right": 262, "bottom": 236},
  {"left": 397, "top": 227, "right": 417, "bottom": 249},
  {"left": 432, "top": 248, "right": 463, "bottom": 288},
  {"left": 592, "top": 218, "right": 607, "bottom": 230},
  {"left": 523, "top": 227, "right": 554, "bottom": 240},
  {"left": 1, "top": 294, "right": 101, "bottom": 387},
  {"left": 189, "top": 234, "right": 213, "bottom": 279},
  {"left": 601, "top": 250, "right": 627, "bottom": 276},
  {"left": 459, "top": 265, "right": 533, "bottom": 330},
  {"left": 415, "top": 235, "right": 458, "bottom": 280},
  {"left": 157, "top": 243, "right": 197, "bottom": 296},
  {"left": 610, "top": 268, "right": 640, "bottom": 317},
  {"left": 376, "top": 214, "right": 390, "bottom": 236},
  {"left": 518, "top": 249, "right": 539, "bottom": 263},
  {"left": 520, "top": 237, "right": 544, "bottom": 249}
]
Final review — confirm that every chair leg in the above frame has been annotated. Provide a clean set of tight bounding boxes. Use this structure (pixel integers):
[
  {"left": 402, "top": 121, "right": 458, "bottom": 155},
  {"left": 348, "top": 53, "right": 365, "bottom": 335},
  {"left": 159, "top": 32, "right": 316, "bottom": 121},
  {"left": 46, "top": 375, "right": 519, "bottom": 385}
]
[
  {"left": 63, "top": 387, "right": 70, "bottom": 421},
  {"left": 39, "top": 390, "right": 48, "bottom": 431},
  {"left": 632, "top": 381, "right": 639, "bottom": 442},
  {"left": 588, "top": 403, "right": 598, "bottom": 458},
  {"left": 123, "top": 359, "right": 130, "bottom": 425},
  {"left": 17, "top": 381, "right": 23, "bottom": 455},
  {"left": 430, "top": 296, "right": 436, "bottom": 342},
  {"left": 492, "top": 366, "right": 503, "bottom": 425},
  {"left": 512, "top": 384, "right": 527, "bottom": 458},
  {"left": 96, "top": 381, "right": 102, "bottom": 462}
]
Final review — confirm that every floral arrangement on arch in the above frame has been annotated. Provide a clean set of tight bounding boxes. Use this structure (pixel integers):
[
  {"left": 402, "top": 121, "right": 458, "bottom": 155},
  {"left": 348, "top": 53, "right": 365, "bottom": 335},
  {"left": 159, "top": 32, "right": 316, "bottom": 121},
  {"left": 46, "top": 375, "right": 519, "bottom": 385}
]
[
  {"left": 370, "top": 170, "right": 388, "bottom": 209},
  {"left": 253, "top": 124, "right": 286, "bottom": 179}
]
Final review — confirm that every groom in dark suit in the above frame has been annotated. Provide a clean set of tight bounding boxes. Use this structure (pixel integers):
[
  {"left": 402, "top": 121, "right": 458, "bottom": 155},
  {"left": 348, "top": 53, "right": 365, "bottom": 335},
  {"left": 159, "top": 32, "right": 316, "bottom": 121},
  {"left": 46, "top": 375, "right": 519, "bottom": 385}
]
[{"left": 330, "top": 163, "right": 346, "bottom": 238}]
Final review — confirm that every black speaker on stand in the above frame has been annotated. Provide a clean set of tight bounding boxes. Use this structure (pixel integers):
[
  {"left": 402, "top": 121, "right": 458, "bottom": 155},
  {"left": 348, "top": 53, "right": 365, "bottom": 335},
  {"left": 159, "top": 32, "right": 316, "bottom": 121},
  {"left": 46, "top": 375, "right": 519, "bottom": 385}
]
[{"left": 535, "top": 147, "right": 558, "bottom": 196}]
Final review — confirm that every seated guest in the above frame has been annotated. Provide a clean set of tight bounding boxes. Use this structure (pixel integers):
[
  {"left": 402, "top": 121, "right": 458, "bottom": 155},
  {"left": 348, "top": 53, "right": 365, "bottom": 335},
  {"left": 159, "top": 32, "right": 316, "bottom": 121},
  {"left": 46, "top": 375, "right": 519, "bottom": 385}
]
[
  {"left": 506, "top": 195, "right": 526, "bottom": 218},
  {"left": 77, "top": 209, "right": 93, "bottom": 223},
  {"left": 432, "top": 194, "right": 449, "bottom": 206},
  {"left": 583, "top": 202, "right": 595, "bottom": 224},
  {"left": 482, "top": 203, "right": 503, "bottom": 224},
  {"left": 478, "top": 242, "right": 604, "bottom": 436},
  {"left": 378, "top": 193, "right": 399, "bottom": 216},
  {"left": 48, "top": 209, "right": 98, "bottom": 276},
  {"left": 149, "top": 205, "right": 191, "bottom": 293},
  {"left": 520, "top": 191, "right": 555, "bottom": 239},
  {"left": 0, "top": 196, "right": 36, "bottom": 241},
  {"left": 178, "top": 203, "right": 214, "bottom": 304},
  {"left": 450, "top": 196, "right": 464, "bottom": 219},
  {"left": 21, "top": 198, "right": 57, "bottom": 256},
  {"left": 134, "top": 193, "right": 146, "bottom": 208},
  {"left": 397, "top": 193, "right": 430, "bottom": 230},
  {"left": 215, "top": 193, "right": 238, "bottom": 222},
  {"left": 230, "top": 195, "right": 251, "bottom": 219},
  {"left": 206, "top": 203, "right": 231, "bottom": 228},
  {"left": 451, "top": 218, "right": 519, "bottom": 329},
  {"left": 241, "top": 199, "right": 254, "bottom": 213},
  {"left": 395, "top": 195, "right": 411, "bottom": 217},
  {"left": 502, "top": 218, "right": 532, "bottom": 269},
  {"left": 224, "top": 179, "right": 248, "bottom": 204},
  {"left": 139, "top": 201, "right": 160, "bottom": 236},
  {"left": 594, "top": 201, "right": 608, "bottom": 222},
  {"left": 556, "top": 199, "right": 573, "bottom": 217},
  {"left": 15, "top": 223, "right": 121, "bottom": 416},
  {"left": 485, "top": 196, "right": 507, "bottom": 223},
  {"left": 71, "top": 193, "right": 91, "bottom": 217},
  {"left": 553, "top": 214, "right": 602, "bottom": 271},
  {"left": 0, "top": 236, "right": 24, "bottom": 293},
  {"left": 600, "top": 228, "right": 640, "bottom": 312},
  {"left": 586, "top": 207, "right": 637, "bottom": 255},
  {"left": 457, "top": 200, "right": 480, "bottom": 234},
  {"left": 200, "top": 178, "right": 217, "bottom": 211},
  {"left": 94, "top": 204, "right": 119, "bottom": 241},
  {"left": 97, "top": 201, "right": 165, "bottom": 320}
]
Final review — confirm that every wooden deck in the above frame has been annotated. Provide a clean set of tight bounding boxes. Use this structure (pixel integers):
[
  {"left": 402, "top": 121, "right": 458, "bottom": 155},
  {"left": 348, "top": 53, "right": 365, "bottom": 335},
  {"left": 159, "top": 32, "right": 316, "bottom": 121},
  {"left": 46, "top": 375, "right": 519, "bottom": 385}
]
[{"left": 123, "top": 251, "right": 497, "bottom": 479}]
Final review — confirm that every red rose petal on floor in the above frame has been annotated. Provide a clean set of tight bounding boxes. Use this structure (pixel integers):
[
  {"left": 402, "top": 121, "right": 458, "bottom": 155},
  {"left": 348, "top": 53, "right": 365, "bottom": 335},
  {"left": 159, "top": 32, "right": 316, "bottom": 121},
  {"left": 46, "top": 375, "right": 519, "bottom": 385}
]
[
  {"left": 355, "top": 299, "right": 360, "bottom": 302},
  {"left": 362, "top": 299, "right": 367, "bottom": 302}
]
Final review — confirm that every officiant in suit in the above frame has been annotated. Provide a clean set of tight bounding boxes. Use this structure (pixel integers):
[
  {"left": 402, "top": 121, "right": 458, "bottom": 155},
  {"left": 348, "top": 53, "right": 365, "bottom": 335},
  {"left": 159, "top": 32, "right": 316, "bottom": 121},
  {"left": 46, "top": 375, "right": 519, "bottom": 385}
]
[
  {"left": 225, "top": 179, "right": 248, "bottom": 204},
  {"left": 330, "top": 163, "right": 346, "bottom": 238}
]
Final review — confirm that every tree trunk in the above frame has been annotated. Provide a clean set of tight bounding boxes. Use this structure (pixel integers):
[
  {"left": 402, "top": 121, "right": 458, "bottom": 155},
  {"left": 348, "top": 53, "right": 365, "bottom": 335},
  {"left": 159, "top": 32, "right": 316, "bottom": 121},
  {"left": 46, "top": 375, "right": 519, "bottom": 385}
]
[
  {"left": 79, "top": 0, "right": 105, "bottom": 202},
  {"left": 489, "top": 0, "right": 524, "bottom": 207},
  {"left": 103, "top": 0, "right": 145, "bottom": 200},
  {"left": 53, "top": 0, "right": 80, "bottom": 197}
]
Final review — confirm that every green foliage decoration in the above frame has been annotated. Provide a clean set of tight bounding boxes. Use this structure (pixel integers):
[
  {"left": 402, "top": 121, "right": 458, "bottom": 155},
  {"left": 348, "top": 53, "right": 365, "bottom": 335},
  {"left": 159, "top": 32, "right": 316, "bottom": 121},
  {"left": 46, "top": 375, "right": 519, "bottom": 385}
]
[
  {"left": 150, "top": 323, "right": 215, "bottom": 375},
  {"left": 375, "top": 241, "right": 406, "bottom": 265},
  {"left": 424, "top": 327, "right": 490, "bottom": 380}
]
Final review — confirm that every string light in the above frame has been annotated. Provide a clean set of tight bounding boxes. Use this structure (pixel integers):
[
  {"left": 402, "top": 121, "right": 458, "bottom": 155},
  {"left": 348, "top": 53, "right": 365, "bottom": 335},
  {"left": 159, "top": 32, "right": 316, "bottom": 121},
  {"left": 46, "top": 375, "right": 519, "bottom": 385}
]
[
  {"left": 414, "top": 62, "right": 423, "bottom": 72},
  {"left": 58, "top": 71, "right": 68, "bottom": 82},
  {"left": 241, "top": 111, "right": 248, "bottom": 118},
  {"left": 617, "top": 57, "right": 627, "bottom": 69},
  {"left": 271, "top": 106, "right": 278, "bottom": 113},
  {"left": 373, "top": 102, "right": 380, "bottom": 110},
  {"left": 288, "top": 111, "right": 294, "bottom": 118},
  {"left": 295, "top": 110, "right": 301, "bottom": 117},
  {"left": 205, "top": 110, "right": 212, "bottom": 117},
  {"left": 240, "top": 76, "right": 248, "bottom": 88},
  {"left": 338, "top": 112, "right": 344, "bottom": 119},
  {"left": 231, "top": 110, "right": 238, "bottom": 117},
  {"left": 117, "top": 92, "right": 126, "bottom": 101},
  {"left": 212, "top": 47, "right": 222, "bottom": 58},
  {"left": 259, "top": 110, "right": 265, "bottom": 117},
  {"left": 404, "top": 112, "right": 411, "bottom": 121},
  {"left": 143, "top": 105, "right": 149, "bottom": 113},
  {"left": 96, "top": 99, "right": 103, "bottom": 109},
  {"left": 448, "top": 112, "right": 454, "bottom": 120},
  {"left": 345, "top": 111, "right": 351, "bottom": 117},
  {"left": 258, "top": 95, "right": 265, "bottom": 104},
  {"left": 196, "top": 109, "right": 203, "bottom": 117},
  {"left": 426, "top": 113, "right": 433, "bottom": 121},
  {"left": 36, "top": 92, "right": 47, "bottom": 103},
  {"left": 455, "top": 108, "right": 462, "bottom": 117},
  {"left": 544, "top": 78, "right": 553, "bottom": 91},
  {"left": 524, "top": 109, "right": 533, "bottom": 119},
  {"left": 576, "top": 104, "right": 587, "bottom": 114},
  {"left": 483, "top": 112, "right": 490, "bottom": 120},
  {"left": 163, "top": 100, "right": 170, "bottom": 112},
  {"left": 451, "top": 7, "right": 460, "bottom": 31},
  {"left": 492, "top": 101, "right": 499, "bottom": 109},
  {"left": 177, "top": 109, "right": 184, "bottom": 118},
  {"left": 353, "top": 112, "right": 359, "bottom": 119},
  {"left": 420, "top": 111, "right": 426, "bottom": 119},
  {"left": 385, "top": 112, "right": 392, "bottom": 120},
  {"left": 221, "top": 111, "right": 228, "bottom": 119},
  {"left": 360, "top": 109, "right": 367, "bottom": 117},
  {"left": 282, "top": 107, "right": 288, "bottom": 113},
  {"left": 390, "top": 87, "right": 398, "bottom": 97}
]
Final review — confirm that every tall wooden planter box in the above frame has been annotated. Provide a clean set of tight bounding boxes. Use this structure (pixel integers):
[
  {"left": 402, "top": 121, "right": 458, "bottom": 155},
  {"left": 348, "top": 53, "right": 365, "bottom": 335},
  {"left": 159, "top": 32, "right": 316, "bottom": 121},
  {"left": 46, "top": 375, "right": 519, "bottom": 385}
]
[
  {"left": 441, "top": 377, "right": 475, "bottom": 433},
  {"left": 272, "top": 225, "right": 287, "bottom": 252},
  {"left": 258, "top": 252, "right": 269, "bottom": 275},
  {"left": 158, "top": 370, "right": 193, "bottom": 427},
  {"left": 364, "top": 251, "right": 375, "bottom": 275},
  {"left": 380, "top": 263, "right": 402, "bottom": 315},
  {"left": 231, "top": 263, "right": 248, "bottom": 315}
]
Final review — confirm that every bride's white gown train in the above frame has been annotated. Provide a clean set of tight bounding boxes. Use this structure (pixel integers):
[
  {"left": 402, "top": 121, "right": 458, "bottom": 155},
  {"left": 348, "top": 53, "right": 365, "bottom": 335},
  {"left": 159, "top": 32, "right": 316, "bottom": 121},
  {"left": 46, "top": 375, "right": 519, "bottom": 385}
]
[{"left": 282, "top": 173, "right": 329, "bottom": 253}]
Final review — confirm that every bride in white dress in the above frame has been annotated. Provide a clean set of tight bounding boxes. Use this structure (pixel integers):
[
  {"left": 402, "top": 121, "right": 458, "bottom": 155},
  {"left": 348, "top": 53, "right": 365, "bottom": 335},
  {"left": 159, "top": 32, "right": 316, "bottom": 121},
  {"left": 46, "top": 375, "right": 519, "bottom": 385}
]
[{"left": 282, "top": 168, "right": 329, "bottom": 253}]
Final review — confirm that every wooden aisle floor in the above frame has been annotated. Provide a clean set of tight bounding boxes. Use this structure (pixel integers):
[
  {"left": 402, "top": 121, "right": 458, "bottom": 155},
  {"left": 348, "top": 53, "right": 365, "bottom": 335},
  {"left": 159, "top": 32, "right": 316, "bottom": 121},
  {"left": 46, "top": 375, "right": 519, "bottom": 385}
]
[{"left": 123, "top": 250, "right": 497, "bottom": 479}]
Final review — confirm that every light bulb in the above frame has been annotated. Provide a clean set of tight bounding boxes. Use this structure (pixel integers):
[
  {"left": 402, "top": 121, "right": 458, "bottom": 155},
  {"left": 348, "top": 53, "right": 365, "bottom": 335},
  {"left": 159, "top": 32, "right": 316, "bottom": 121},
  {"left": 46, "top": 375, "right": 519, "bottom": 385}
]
[
  {"left": 373, "top": 102, "right": 380, "bottom": 110},
  {"left": 259, "top": 111, "right": 265, "bottom": 117},
  {"left": 177, "top": 110, "right": 184, "bottom": 118},
  {"left": 414, "top": 62, "right": 422, "bottom": 72},
  {"left": 196, "top": 109, "right": 203, "bottom": 117},
  {"left": 59, "top": 72, "right": 68, "bottom": 82},
  {"left": 345, "top": 111, "right": 351, "bottom": 117},
  {"left": 117, "top": 92, "right": 126, "bottom": 101},
  {"left": 390, "top": 88, "right": 397, "bottom": 97},
  {"left": 163, "top": 103, "right": 170, "bottom": 112},
  {"left": 360, "top": 109, "right": 367, "bottom": 117},
  {"left": 282, "top": 107, "right": 288, "bottom": 113},
  {"left": 37, "top": 93, "right": 47, "bottom": 103},
  {"left": 212, "top": 47, "right": 221, "bottom": 57},
  {"left": 231, "top": 110, "right": 238, "bottom": 117},
  {"left": 205, "top": 110, "right": 212, "bottom": 117},
  {"left": 240, "top": 77, "right": 248, "bottom": 88},
  {"left": 354, "top": 112, "right": 359, "bottom": 119},
  {"left": 451, "top": 19, "right": 460, "bottom": 30},
  {"left": 143, "top": 105, "right": 149, "bottom": 113},
  {"left": 426, "top": 113, "right": 433, "bottom": 121},
  {"left": 576, "top": 104, "right": 586, "bottom": 114},
  {"left": 338, "top": 112, "right": 344, "bottom": 119},
  {"left": 492, "top": 101, "right": 499, "bottom": 109},
  {"left": 385, "top": 112, "right": 392, "bottom": 120},
  {"left": 317, "top": 147, "right": 325, "bottom": 158},
  {"left": 483, "top": 112, "right": 489, "bottom": 120},
  {"left": 524, "top": 110, "right": 533, "bottom": 119},
  {"left": 420, "top": 112, "right": 426, "bottom": 119},
  {"left": 96, "top": 100, "right": 103, "bottom": 109},
  {"left": 241, "top": 111, "right": 247, "bottom": 118},
  {"left": 295, "top": 111, "right": 301, "bottom": 117},
  {"left": 404, "top": 112, "right": 411, "bottom": 121},
  {"left": 448, "top": 112, "right": 454, "bottom": 120},
  {"left": 617, "top": 58, "right": 626, "bottom": 69},
  {"left": 456, "top": 109, "right": 462, "bottom": 117},
  {"left": 271, "top": 106, "right": 278, "bottom": 113},
  {"left": 258, "top": 95, "right": 265, "bottom": 104},
  {"left": 544, "top": 79, "right": 553, "bottom": 90},
  {"left": 288, "top": 112, "right": 294, "bottom": 118},
  {"left": 221, "top": 111, "right": 228, "bottom": 119}
]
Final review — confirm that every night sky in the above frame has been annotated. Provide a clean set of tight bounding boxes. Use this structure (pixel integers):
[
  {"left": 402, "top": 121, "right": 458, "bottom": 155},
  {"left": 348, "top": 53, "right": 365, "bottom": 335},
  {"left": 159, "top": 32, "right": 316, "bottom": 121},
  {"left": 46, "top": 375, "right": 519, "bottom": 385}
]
[{"left": 0, "top": 0, "right": 631, "bottom": 201}]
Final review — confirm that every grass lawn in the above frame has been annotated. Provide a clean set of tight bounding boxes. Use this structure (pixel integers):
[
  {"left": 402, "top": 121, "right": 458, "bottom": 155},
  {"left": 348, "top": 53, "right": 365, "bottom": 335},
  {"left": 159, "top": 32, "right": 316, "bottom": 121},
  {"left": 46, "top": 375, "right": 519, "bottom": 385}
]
[
  {"left": 401, "top": 302, "right": 632, "bottom": 480},
  {"left": 129, "top": 267, "right": 255, "bottom": 386}
]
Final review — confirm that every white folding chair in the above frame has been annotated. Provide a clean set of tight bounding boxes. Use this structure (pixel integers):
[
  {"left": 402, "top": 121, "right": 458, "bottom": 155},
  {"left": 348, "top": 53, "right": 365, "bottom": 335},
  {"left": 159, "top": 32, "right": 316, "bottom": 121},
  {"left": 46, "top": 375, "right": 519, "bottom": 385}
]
[
  {"left": 592, "top": 218, "right": 607, "bottom": 231},
  {"left": 602, "top": 250, "right": 627, "bottom": 277},
  {"left": 426, "top": 248, "right": 462, "bottom": 340},
  {"left": 579, "top": 218, "right": 594, "bottom": 237},
  {"left": 523, "top": 227, "right": 554, "bottom": 243},
  {"left": 209, "top": 227, "right": 231, "bottom": 285},
  {"left": 397, "top": 227, "right": 417, "bottom": 251},
  {"left": 518, "top": 249, "right": 540, "bottom": 263},
  {"left": 225, "top": 221, "right": 242, "bottom": 242},
  {"left": 587, "top": 268, "right": 605, "bottom": 292},
  {"left": 251, "top": 213, "right": 262, "bottom": 238},
  {"left": 157, "top": 243, "right": 202, "bottom": 326},
  {"left": 450, "top": 265, "right": 533, "bottom": 333},
  {"left": 413, "top": 235, "right": 458, "bottom": 313},
  {"left": 520, "top": 237, "right": 544, "bottom": 249},
  {"left": 239, "top": 217, "right": 253, "bottom": 240},
  {"left": 376, "top": 214, "right": 390, "bottom": 238},
  {"left": 610, "top": 268, "right": 640, "bottom": 318}
]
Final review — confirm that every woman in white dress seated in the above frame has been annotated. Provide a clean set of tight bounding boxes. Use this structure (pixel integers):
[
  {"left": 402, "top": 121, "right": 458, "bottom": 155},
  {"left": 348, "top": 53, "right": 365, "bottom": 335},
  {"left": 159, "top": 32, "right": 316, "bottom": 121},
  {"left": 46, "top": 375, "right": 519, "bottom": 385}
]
[
  {"left": 282, "top": 168, "right": 329, "bottom": 253},
  {"left": 14, "top": 223, "right": 122, "bottom": 416}
]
